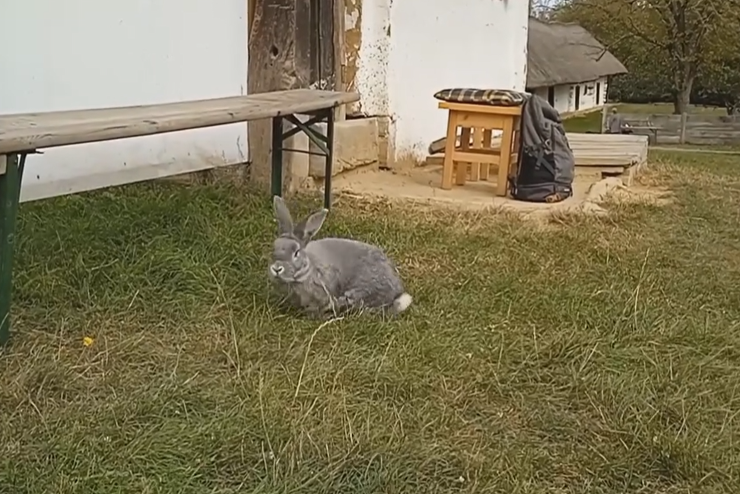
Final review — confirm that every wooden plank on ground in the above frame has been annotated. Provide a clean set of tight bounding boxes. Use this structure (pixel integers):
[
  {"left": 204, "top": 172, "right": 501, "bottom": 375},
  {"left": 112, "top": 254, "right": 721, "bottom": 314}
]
[
  {"left": 575, "top": 166, "right": 625, "bottom": 177},
  {"left": 0, "top": 89, "right": 360, "bottom": 154},
  {"left": 427, "top": 131, "right": 648, "bottom": 168},
  {"left": 427, "top": 153, "right": 635, "bottom": 169}
]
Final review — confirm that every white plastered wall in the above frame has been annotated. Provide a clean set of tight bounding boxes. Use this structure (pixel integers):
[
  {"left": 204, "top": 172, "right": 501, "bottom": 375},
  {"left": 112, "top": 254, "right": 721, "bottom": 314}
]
[
  {"left": 352, "top": 0, "right": 530, "bottom": 163},
  {"left": 0, "top": 0, "right": 248, "bottom": 202}
]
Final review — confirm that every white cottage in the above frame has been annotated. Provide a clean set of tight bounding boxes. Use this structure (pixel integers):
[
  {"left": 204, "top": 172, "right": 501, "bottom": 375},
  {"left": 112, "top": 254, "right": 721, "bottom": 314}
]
[{"left": 525, "top": 18, "right": 627, "bottom": 115}]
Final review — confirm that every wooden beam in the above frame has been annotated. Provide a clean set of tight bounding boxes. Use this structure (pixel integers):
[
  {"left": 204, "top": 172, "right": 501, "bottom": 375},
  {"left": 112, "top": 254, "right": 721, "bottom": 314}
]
[
  {"left": 295, "top": 0, "right": 312, "bottom": 86},
  {"left": 333, "top": 0, "right": 344, "bottom": 90},
  {"left": 248, "top": 0, "right": 345, "bottom": 185},
  {"left": 318, "top": 0, "right": 335, "bottom": 88},
  {"left": 248, "top": 0, "right": 301, "bottom": 185},
  {"left": 248, "top": 0, "right": 256, "bottom": 34},
  {"left": 0, "top": 90, "right": 359, "bottom": 154},
  {"left": 600, "top": 104, "right": 612, "bottom": 133},
  {"left": 333, "top": 0, "right": 346, "bottom": 120}
]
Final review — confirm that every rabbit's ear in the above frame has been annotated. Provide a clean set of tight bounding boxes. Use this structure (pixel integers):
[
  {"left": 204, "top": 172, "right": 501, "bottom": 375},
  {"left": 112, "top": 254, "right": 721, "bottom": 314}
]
[
  {"left": 295, "top": 209, "right": 328, "bottom": 243},
  {"left": 273, "top": 196, "right": 293, "bottom": 235}
]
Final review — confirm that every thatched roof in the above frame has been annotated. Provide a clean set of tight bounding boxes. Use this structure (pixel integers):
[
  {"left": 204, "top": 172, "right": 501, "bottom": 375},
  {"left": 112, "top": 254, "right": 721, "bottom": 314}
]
[{"left": 526, "top": 18, "right": 627, "bottom": 89}]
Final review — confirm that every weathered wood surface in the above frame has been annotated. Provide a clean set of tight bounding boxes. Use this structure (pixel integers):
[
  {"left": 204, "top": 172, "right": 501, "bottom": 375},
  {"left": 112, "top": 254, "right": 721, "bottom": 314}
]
[
  {"left": 248, "top": 0, "right": 299, "bottom": 184},
  {"left": 0, "top": 89, "right": 359, "bottom": 154},
  {"left": 427, "top": 132, "right": 648, "bottom": 168},
  {"left": 565, "top": 133, "right": 648, "bottom": 167},
  {"left": 622, "top": 113, "right": 740, "bottom": 145},
  {"left": 314, "top": 0, "right": 336, "bottom": 90},
  {"left": 248, "top": 0, "right": 343, "bottom": 185}
]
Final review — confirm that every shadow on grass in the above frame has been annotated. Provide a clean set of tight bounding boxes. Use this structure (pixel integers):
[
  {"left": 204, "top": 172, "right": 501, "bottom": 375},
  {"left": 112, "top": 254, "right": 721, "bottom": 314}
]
[{"left": 2, "top": 156, "right": 740, "bottom": 492}]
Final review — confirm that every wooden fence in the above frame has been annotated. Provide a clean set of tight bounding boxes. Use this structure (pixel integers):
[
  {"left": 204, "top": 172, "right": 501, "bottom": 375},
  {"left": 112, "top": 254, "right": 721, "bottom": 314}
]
[{"left": 620, "top": 112, "right": 740, "bottom": 145}]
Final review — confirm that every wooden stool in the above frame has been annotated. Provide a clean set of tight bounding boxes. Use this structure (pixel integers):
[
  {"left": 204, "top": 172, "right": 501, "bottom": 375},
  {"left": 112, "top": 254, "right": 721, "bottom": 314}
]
[{"left": 439, "top": 101, "right": 522, "bottom": 196}]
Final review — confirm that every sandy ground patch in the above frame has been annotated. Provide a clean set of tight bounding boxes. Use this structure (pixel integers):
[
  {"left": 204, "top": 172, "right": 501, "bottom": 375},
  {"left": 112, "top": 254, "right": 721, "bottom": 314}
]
[{"left": 331, "top": 164, "right": 666, "bottom": 219}]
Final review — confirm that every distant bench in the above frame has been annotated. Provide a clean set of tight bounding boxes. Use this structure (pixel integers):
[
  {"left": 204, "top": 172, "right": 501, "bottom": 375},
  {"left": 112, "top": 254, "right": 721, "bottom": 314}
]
[
  {"left": 623, "top": 117, "right": 659, "bottom": 144},
  {"left": 0, "top": 88, "right": 360, "bottom": 344}
]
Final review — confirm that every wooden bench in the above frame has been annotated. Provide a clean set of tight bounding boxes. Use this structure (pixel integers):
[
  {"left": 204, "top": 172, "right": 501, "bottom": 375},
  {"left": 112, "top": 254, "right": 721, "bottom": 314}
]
[
  {"left": 0, "top": 88, "right": 359, "bottom": 345},
  {"left": 625, "top": 118, "right": 659, "bottom": 144}
]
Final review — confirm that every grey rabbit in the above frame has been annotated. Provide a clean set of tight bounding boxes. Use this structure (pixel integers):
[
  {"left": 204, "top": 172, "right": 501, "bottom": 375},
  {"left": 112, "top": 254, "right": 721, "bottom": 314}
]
[{"left": 268, "top": 196, "right": 412, "bottom": 317}]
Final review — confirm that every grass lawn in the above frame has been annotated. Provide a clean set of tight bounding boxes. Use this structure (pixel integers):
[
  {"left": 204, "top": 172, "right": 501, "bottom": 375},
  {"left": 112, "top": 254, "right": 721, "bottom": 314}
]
[
  {"left": 657, "top": 144, "right": 740, "bottom": 154},
  {"left": 563, "top": 110, "right": 603, "bottom": 133},
  {"left": 617, "top": 103, "right": 727, "bottom": 115},
  {"left": 2, "top": 151, "right": 740, "bottom": 493}
]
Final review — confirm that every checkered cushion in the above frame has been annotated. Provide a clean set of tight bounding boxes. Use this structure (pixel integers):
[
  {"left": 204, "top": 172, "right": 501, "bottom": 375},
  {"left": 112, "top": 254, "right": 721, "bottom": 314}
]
[{"left": 434, "top": 88, "right": 527, "bottom": 106}]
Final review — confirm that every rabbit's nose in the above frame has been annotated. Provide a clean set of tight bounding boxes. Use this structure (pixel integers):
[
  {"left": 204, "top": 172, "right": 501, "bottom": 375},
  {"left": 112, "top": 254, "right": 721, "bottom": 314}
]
[{"left": 270, "top": 264, "right": 284, "bottom": 275}]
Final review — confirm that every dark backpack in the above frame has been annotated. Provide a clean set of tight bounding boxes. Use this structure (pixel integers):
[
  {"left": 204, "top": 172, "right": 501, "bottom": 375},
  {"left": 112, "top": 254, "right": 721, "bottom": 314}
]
[{"left": 510, "top": 95, "right": 575, "bottom": 203}]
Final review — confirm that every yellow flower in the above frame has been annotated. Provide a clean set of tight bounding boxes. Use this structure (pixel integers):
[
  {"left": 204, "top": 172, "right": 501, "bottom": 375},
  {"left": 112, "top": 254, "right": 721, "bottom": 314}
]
[{"left": 82, "top": 336, "right": 94, "bottom": 347}]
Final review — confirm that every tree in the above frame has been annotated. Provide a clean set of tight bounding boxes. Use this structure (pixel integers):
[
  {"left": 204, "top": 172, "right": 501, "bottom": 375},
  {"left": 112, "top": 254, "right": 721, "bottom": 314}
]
[
  {"left": 530, "top": 0, "right": 555, "bottom": 19},
  {"left": 694, "top": 18, "right": 740, "bottom": 115},
  {"left": 554, "top": 0, "right": 740, "bottom": 114}
]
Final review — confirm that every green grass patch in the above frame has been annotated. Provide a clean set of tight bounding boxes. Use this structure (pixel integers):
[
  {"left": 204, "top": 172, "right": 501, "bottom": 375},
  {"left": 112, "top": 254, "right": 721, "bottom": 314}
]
[
  {"left": 2, "top": 153, "right": 740, "bottom": 492},
  {"left": 563, "top": 110, "right": 603, "bottom": 133}
]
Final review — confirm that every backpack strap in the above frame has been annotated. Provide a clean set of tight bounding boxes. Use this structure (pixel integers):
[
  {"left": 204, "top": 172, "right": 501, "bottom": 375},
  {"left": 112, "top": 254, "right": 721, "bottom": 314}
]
[{"left": 525, "top": 142, "right": 557, "bottom": 177}]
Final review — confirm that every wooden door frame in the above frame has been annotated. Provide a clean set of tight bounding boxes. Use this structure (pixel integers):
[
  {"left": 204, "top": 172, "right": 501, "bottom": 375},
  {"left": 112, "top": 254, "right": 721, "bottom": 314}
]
[
  {"left": 247, "top": 0, "right": 344, "bottom": 92},
  {"left": 332, "top": 0, "right": 345, "bottom": 93},
  {"left": 245, "top": 0, "right": 346, "bottom": 185}
]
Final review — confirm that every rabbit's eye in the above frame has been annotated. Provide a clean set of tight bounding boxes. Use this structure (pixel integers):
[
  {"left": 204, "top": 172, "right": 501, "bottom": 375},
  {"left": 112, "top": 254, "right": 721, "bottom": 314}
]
[{"left": 293, "top": 250, "right": 300, "bottom": 259}]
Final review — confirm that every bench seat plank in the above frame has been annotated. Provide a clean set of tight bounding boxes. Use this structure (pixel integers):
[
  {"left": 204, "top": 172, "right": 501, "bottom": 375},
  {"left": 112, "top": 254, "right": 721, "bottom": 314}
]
[{"left": 0, "top": 89, "right": 360, "bottom": 154}]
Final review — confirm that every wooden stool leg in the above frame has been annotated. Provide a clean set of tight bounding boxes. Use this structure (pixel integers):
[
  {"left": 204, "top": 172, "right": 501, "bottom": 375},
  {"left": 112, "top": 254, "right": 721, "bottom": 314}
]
[
  {"left": 470, "top": 127, "right": 483, "bottom": 181},
  {"left": 480, "top": 129, "right": 492, "bottom": 180},
  {"left": 456, "top": 127, "right": 471, "bottom": 186},
  {"left": 497, "top": 118, "right": 514, "bottom": 197},
  {"left": 441, "top": 111, "right": 459, "bottom": 190}
]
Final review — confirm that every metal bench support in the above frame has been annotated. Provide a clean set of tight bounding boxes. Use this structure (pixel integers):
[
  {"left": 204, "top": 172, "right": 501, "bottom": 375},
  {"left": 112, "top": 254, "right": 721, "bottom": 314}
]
[
  {"left": 270, "top": 107, "right": 335, "bottom": 210},
  {"left": 0, "top": 153, "right": 26, "bottom": 345}
]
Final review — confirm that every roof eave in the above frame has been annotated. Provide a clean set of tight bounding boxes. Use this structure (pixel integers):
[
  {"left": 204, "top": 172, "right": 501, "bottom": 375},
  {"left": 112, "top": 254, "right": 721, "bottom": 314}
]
[{"left": 526, "top": 69, "right": 629, "bottom": 89}]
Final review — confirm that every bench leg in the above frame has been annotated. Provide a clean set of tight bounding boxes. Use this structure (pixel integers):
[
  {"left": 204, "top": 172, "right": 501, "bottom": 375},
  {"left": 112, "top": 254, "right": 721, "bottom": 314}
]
[
  {"left": 0, "top": 153, "right": 25, "bottom": 346},
  {"left": 276, "top": 110, "right": 337, "bottom": 210},
  {"left": 271, "top": 116, "right": 284, "bottom": 199},
  {"left": 323, "top": 108, "right": 335, "bottom": 210}
]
